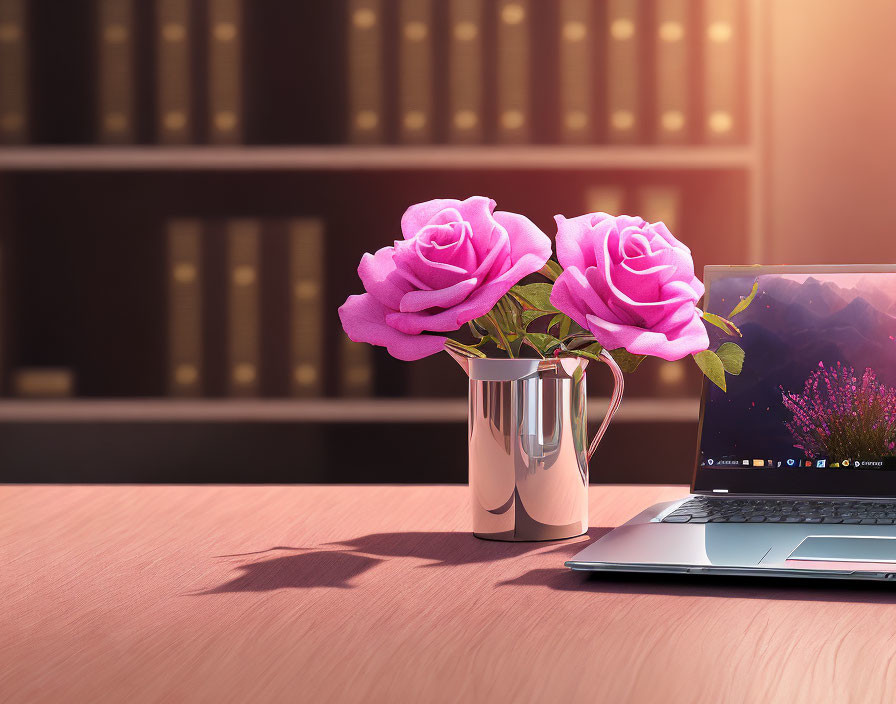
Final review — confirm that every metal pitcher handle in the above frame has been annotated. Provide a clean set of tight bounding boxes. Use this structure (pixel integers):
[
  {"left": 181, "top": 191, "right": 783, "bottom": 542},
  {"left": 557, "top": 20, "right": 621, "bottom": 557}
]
[{"left": 587, "top": 349, "right": 625, "bottom": 462}]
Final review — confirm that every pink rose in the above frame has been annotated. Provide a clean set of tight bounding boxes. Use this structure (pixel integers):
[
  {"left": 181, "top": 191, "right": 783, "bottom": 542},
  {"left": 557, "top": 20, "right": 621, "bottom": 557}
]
[
  {"left": 339, "top": 196, "right": 551, "bottom": 360},
  {"left": 549, "top": 213, "right": 708, "bottom": 361}
]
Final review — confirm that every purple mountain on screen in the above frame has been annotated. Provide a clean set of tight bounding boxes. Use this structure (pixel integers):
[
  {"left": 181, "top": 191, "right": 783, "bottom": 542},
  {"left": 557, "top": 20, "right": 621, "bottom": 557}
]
[{"left": 699, "top": 273, "right": 896, "bottom": 461}]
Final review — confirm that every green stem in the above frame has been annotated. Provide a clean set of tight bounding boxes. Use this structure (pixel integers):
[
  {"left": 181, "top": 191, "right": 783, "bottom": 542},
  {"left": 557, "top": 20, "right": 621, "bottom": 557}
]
[{"left": 486, "top": 311, "right": 515, "bottom": 358}]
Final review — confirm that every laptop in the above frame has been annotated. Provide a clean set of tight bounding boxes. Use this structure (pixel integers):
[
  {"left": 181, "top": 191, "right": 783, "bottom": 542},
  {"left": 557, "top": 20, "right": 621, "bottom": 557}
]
[{"left": 568, "top": 264, "right": 896, "bottom": 581}]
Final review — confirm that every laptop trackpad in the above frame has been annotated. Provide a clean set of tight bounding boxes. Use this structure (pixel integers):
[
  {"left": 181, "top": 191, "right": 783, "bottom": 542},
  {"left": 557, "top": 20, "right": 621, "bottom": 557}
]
[{"left": 789, "top": 536, "right": 896, "bottom": 563}]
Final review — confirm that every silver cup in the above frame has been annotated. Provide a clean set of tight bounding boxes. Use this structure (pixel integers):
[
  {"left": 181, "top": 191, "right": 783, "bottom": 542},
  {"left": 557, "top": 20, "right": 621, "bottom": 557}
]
[{"left": 448, "top": 350, "right": 624, "bottom": 541}]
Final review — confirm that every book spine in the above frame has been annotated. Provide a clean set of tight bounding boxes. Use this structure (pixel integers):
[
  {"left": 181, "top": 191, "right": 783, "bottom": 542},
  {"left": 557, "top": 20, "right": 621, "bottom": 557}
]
[
  {"left": 638, "top": 185, "right": 682, "bottom": 233},
  {"left": 156, "top": 0, "right": 193, "bottom": 144},
  {"left": 585, "top": 186, "right": 625, "bottom": 216},
  {"left": 97, "top": 0, "right": 135, "bottom": 143},
  {"left": 398, "top": 0, "right": 433, "bottom": 143},
  {"left": 448, "top": 0, "right": 483, "bottom": 143},
  {"left": 13, "top": 368, "right": 75, "bottom": 398},
  {"left": 703, "top": 0, "right": 738, "bottom": 142},
  {"left": 347, "top": 0, "right": 383, "bottom": 143},
  {"left": 289, "top": 219, "right": 325, "bottom": 397},
  {"left": 340, "top": 334, "right": 373, "bottom": 397},
  {"left": 558, "top": 0, "right": 592, "bottom": 143},
  {"left": 0, "top": 0, "right": 27, "bottom": 144},
  {"left": 167, "top": 219, "right": 203, "bottom": 396},
  {"left": 227, "top": 219, "right": 260, "bottom": 396},
  {"left": 606, "top": 0, "right": 640, "bottom": 143},
  {"left": 495, "top": 0, "right": 530, "bottom": 143},
  {"left": 207, "top": 0, "right": 243, "bottom": 143},
  {"left": 654, "top": 0, "right": 689, "bottom": 143}
]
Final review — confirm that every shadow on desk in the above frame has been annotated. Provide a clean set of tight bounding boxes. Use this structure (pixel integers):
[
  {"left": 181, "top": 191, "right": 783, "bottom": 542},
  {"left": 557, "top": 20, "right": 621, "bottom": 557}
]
[
  {"left": 196, "top": 528, "right": 612, "bottom": 594},
  {"left": 500, "top": 567, "right": 896, "bottom": 604}
]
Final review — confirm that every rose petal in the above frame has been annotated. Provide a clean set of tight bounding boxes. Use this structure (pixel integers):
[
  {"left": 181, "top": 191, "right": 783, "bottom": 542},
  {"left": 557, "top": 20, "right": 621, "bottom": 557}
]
[
  {"left": 392, "top": 237, "right": 470, "bottom": 291},
  {"left": 357, "top": 246, "right": 413, "bottom": 309},
  {"left": 551, "top": 266, "right": 622, "bottom": 331},
  {"left": 585, "top": 311, "right": 709, "bottom": 361},
  {"left": 399, "top": 277, "right": 479, "bottom": 313},
  {"left": 401, "top": 196, "right": 496, "bottom": 243},
  {"left": 338, "top": 293, "right": 447, "bottom": 361}
]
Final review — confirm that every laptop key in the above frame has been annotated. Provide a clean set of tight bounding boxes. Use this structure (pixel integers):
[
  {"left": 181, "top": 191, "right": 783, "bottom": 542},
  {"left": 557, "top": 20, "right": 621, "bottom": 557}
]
[
  {"left": 747, "top": 516, "right": 765, "bottom": 522},
  {"left": 663, "top": 515, "right": 690, "bottom": 523},
  {"left": 821, "top": 517, "right": 843, "bottom": 523}
]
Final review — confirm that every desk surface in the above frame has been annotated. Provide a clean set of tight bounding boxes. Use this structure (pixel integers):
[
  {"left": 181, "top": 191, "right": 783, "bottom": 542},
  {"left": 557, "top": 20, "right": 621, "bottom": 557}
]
[{"left": 3, "top": 484, "right": 896, "bottom": 703}]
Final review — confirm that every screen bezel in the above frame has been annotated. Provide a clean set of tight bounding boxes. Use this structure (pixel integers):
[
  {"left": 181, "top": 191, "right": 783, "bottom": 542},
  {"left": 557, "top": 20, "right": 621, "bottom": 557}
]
[{"left": 692, "top": 264, "right": 896, "bottom": 497}]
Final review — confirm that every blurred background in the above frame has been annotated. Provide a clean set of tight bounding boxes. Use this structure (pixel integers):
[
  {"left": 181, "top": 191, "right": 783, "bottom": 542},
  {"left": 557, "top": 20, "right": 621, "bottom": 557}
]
[{"left": 0, "top": 0, "right": 893, "bottom": 483}]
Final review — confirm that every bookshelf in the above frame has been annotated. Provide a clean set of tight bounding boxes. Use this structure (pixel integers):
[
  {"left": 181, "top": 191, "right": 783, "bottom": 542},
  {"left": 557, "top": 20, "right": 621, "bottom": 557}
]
[
  {"left": 0, "top": 397, "right": 699, "bottom": 423},
  {"left": 0, "top": 145, "right": 756, "bottom": 171},
  {"left": 0, "top": 0, "right": 765, "bottom": 483}
]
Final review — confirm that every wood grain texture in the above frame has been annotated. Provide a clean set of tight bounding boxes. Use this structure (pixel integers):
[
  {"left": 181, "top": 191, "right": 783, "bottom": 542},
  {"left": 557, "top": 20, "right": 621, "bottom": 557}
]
[{"left": 3, "top": 484, "right": 896, "bottom": 703}]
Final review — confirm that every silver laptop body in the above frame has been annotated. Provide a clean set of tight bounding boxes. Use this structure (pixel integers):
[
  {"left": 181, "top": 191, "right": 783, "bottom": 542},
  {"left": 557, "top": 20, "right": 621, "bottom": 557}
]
[{"left": 568, "top": 265, "right": 896, "bottom": 581}]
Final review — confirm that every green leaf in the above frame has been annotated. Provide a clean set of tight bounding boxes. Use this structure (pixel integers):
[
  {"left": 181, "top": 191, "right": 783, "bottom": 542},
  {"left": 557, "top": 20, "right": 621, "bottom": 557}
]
[
  {"left": 693, "top": 350, "right": 727, "bottom": 391},
  {"left": 562, "top": 348, "right": 604, "bottom": 363},
  {"left": 521, "top": 310, "right": 553, "bottom": 328},
  {"left": 701, "top": 312, "right": 742, "bottom": 337},
  {"left": 538, "top": 260, "right": 563, "bottom": 282},
  {"left": 547, "top": 313, "right": 566, "bottom": 332},
  {"left": 445, "top": 338, "right": 486, "bottom": 358},
  {"left": 716, "top": 342, "right": 745, "bottom": 376},
  {"left": 508, "top": 283, "right": 559, "bottom": 313},
  {"left": 608, "top": 347, "right": 647, "bottom": 373},
  {"left": 498, "top": 295, "right": 525, "bottom": 335},
  {"left": 468, "top": 319, "right": 488, "bottom": 339},
  {"left": 475, "top": 314, "right": 511, "bottom": 356},
  {"left": 728, "top": 278, "right": 759, "bottom": 317},
  {"left": 523, "top": 333, "right": 564, "bottom": 357}
]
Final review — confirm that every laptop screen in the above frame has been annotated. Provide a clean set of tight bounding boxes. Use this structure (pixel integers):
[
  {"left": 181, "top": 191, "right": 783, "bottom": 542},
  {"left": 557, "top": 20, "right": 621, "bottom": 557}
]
[{"left": 694, "top": 266, "right": 896, "bottom": 496}]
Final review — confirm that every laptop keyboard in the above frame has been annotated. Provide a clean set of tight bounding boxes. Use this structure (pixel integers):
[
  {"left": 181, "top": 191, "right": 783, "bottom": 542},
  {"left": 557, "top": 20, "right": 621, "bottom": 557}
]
[{"left": 662, "top": 496, "right": 896, "bottom": 524}]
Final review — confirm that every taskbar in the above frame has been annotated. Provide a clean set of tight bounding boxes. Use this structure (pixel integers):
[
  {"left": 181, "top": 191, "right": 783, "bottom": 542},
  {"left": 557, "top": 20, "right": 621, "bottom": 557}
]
[{"left": 701, "top": 457, "right": 896, "bottom": 470}]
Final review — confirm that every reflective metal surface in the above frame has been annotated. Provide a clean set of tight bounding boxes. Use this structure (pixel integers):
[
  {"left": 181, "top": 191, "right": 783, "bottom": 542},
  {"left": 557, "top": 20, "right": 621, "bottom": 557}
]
[
  {"left": 448, "top": 350, "right": 624, "bottom": 541},
  {"left": 566, "top": 498, "right": 896, "bottom": 580}
]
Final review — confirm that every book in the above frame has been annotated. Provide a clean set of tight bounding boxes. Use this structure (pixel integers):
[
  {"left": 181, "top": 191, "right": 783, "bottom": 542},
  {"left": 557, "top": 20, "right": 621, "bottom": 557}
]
[
  {"left": 703, "top": 0, "right": 739, "bottom": 142},
  {"left": 398, "top": 0, "right": 433, "bottom": 143},
  {"left": 347, "top": 0, "right": 383, "bottom": 143},
  {"left": 227, "top": 219, "right": 260, "bottom": 396},
  {"left": 340, "top": 334, "right": 373, "bottom": 397},
  {"left": 0, "top": 0, "right": 27, "bottom": 144},
  {"left": 606, "top": 0, "right": 640, "bottom": 143},
  {"left": 208, "top": 0, "right": 243, "bottom": 143},
  {"left": 585, "top": 186, "right": 625, "bottom": 216},
  {"left": 638, "top": 186, "right": 682, "bottom": 233},
  {"left": 13, "top": 368, "right": 75, "bottom": 398},
  {"left": 289, "top": 219, "right": 324, "bottom": 397},
  {"left": 558, "top": 0, "right": 593, "bottom": 143},
  {"left": 96, "top": 0, "right": 135, "bottom": 143},
  {"left": 167, "top": 219, "right": 203, "bottom": 396},
  {"left": 654, "top": 0, "right": 689, "bottom": 143},
  {"left": 495, "top": 0, "right": 530, "bottom": 143},
  {"left": 448, "top": 0, "right": 483, "bottom": 143},
  {"left": 156, "top": 0, "right": 193, "bottom": 144}
]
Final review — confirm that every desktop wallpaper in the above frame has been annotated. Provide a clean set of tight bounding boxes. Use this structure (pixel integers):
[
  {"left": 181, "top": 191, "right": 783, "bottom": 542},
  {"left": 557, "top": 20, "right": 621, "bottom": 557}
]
[{"left": 700, "top": 272, "right": 896, "bottom": 467}]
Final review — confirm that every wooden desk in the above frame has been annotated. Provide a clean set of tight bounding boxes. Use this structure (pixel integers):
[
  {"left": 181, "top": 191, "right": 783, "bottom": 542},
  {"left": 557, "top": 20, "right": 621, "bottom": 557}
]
[{"left": 3, "top": 485, "right": 896, "bottom": 703}]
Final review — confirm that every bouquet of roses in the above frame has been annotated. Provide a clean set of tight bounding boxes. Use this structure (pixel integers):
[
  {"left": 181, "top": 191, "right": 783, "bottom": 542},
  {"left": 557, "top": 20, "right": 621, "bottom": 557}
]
[{"left": 338, "top": 196, "right": 753, "bottom": 389}]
